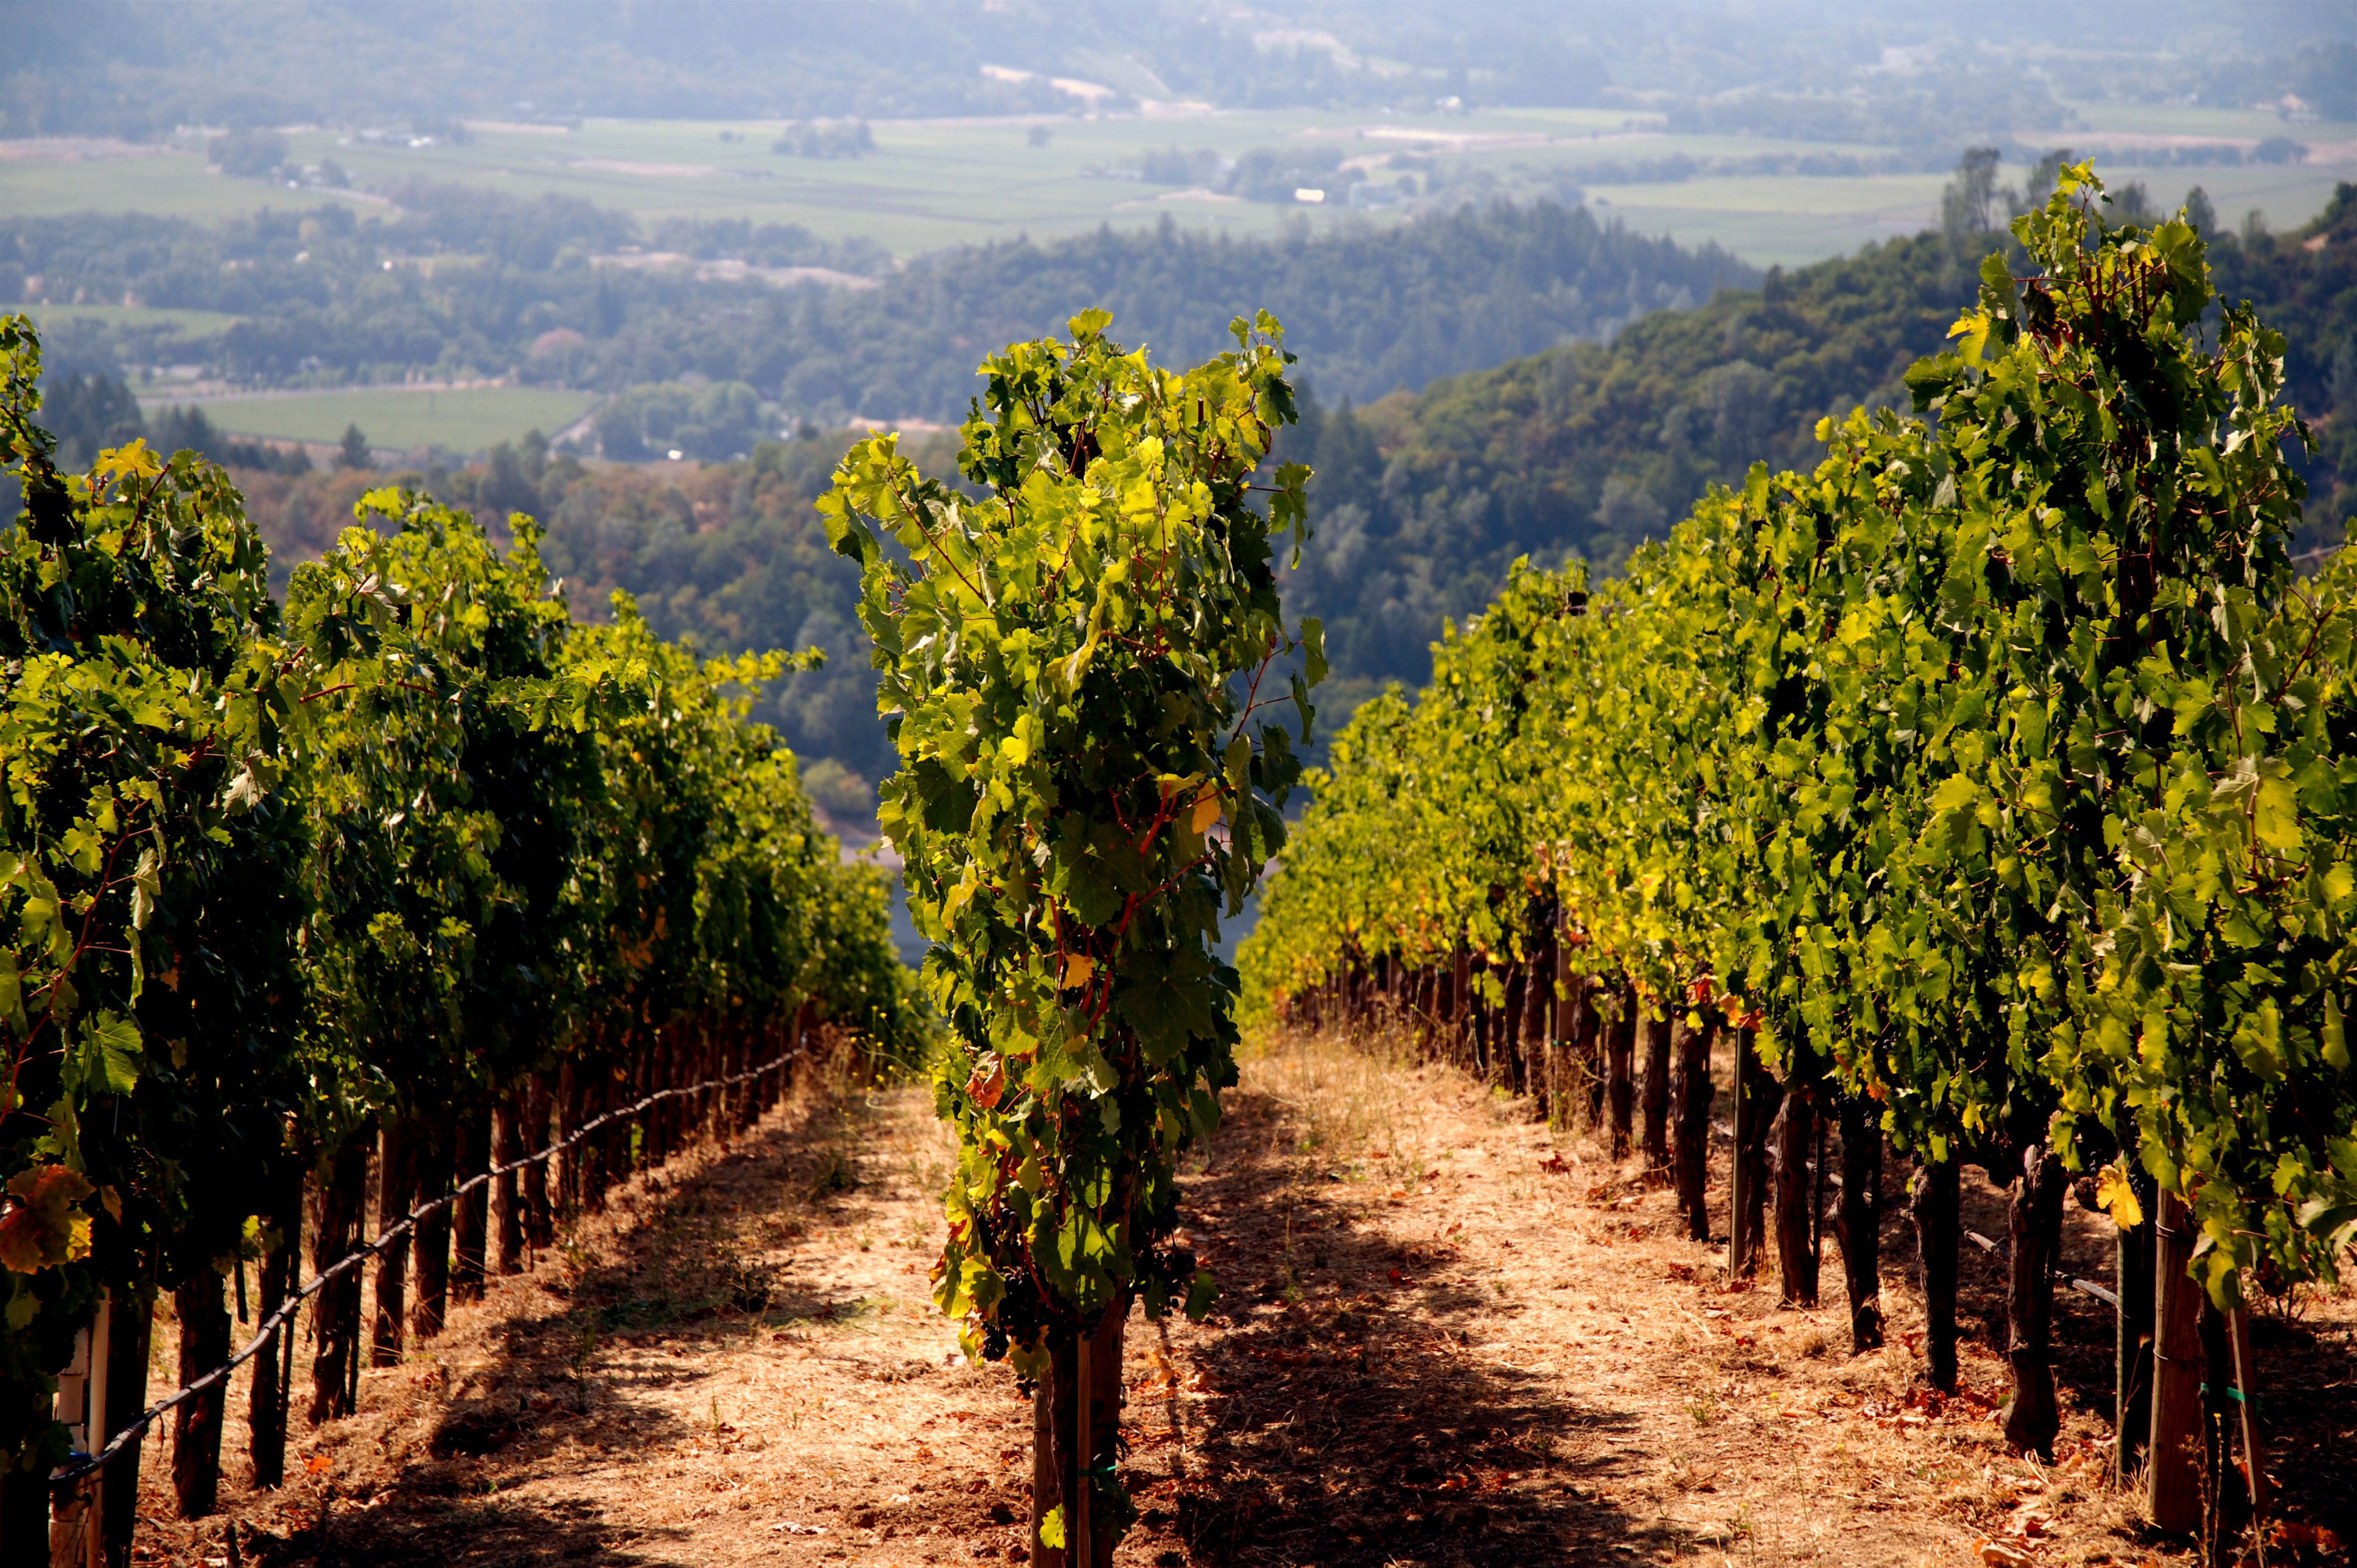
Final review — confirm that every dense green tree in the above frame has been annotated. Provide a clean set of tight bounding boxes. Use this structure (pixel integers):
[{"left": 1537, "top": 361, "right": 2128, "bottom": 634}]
[
  {"left": 0, "top": 315, "right": 925, "bottom": 1521},
  {"left": 1278, "top": 177, "right": 2357, "bottom": 710},
  {"left": 4, "top": 198, "right": 1746, "bottom": 416},
  {"left": 1247, "top": 171, "right": 2357, "bottom": 1475},
  {"left": 826, "top": 310, "right": 1317, "bottom": 1561}
]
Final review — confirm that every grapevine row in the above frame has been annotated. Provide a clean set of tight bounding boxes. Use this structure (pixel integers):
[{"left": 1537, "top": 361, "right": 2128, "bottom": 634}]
[
  {"left": 824, "top": 310, "right": 1318, "bottom": 1565},
  {"left": 0, "top": 315, "right": 925, "bottom": 1558},
  {"left": 1242, "top": 169, "right": 2355, "bottom": 1532}
]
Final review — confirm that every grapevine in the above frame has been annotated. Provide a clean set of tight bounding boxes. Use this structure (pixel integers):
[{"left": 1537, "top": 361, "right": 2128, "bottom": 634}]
[
  {"left": 825, "top": 309, "right": 1319, "bottom": 1563},
  {"left": 0, "top": 313, "right": 925, "bottom": 1547},
  {"left": 1244, "top": 169, "right": 2357, "bottom": 1493}
]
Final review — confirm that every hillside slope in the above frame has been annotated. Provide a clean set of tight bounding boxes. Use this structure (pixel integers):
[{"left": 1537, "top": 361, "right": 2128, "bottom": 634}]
[
  {"left": 1286, "top": 186, "right": 2357, "bottom": 707},
  {"left": 74, "top": 182, "right": 2357, "bottom": 793},
  {"left": 8, "top": 198, "right": 1749, "bottom": 419}
]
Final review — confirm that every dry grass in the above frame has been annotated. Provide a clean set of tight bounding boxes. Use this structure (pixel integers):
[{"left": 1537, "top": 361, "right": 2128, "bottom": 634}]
[{"left": 119, "top": 1029, "right": 2355, "bottom": 1567}]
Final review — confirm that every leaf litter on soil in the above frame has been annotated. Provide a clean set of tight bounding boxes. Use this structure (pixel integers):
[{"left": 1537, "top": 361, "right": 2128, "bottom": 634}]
[{"left": 128, "top": 1031, "right": 2353, "bottom": 1567}]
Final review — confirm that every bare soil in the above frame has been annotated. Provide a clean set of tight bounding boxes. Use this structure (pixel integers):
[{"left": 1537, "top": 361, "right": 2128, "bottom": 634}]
[{"left": 121, "top": 1032, "right": 2356, "bottom": 1567}]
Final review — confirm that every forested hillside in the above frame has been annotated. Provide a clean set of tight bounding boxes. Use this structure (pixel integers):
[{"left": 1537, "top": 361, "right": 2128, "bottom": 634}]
[
  {"left": 1278, "top": 231, "right": 1963, "bottom": 707},
  {"left": 9, "top": 197, "right": 1746, "bottom": 421},
  {"left": 1280, "top": 181, "right": 2357, "bottom": 711},
  {"left": 14, "top": 0, "right": 2345, "bottom": 150},
  {"left": 743, "top": 203, "right": 1743, "bottom": 419},
  {"left": 51, "top": 176, "right": 2357, "bottom": 811},
  {"left": 99, "top": 209, "right": 1992, "bottom": 794},
  {"left": 198, "top": 429, "right": 923, "bottom": 806},
  {"left": 2216, "top": 179, "right": 2357, "bottom": 534},
  {"left": 1, "top": 0, "right": 1613, "bottom": 136}
]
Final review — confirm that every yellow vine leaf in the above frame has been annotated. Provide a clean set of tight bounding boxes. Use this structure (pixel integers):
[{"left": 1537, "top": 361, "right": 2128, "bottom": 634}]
[
  {"left": 96, "top": 438, "right": 163, "bottom": 485},
  {"left": 1189, "top": 788, "right": 1222, "bottom": 835},
  {"left": 0, "top": 1164, "right": 96, "bottom": 1273},
  {"left": 2094, "top": 1161, "right": 2145, "bottom": 1231}
]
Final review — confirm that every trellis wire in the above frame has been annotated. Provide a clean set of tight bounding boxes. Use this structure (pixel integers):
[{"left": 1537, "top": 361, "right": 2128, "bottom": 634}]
[{"left": 52, "top": 1034, "right": 810, "bottom": 1486}]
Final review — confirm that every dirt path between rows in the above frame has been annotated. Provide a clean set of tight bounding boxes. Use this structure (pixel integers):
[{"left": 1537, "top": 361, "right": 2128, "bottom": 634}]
[{"left": 130, "top": 1033, "right": 2354, "bottom": 1567}]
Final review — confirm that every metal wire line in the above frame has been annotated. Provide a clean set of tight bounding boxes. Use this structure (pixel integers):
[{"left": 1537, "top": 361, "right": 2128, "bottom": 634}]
[{"left": 51, "top": 1037, "right": 810, "bottom": 1486}]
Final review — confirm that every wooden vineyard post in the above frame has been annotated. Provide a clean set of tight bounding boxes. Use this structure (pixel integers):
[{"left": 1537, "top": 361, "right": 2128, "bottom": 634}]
[
  {"left": 452, "top": 1101, "right": 492, "bottom": 1303},
  {"left": 738, "top": 1031, "right": 763, "bottom": 1132},
  {"left": 2000, "top": 1144, "right": 2067, "bottom": 1458},
  {"left": 1031, "top": 1344, "right": 1054, "bottom": 1567},
  {"left": 1834, "top": 1094, "right": 1883, "bottom": 1351},
  {"left": 1812, "top": 1111, "right": 1826, "bottom": 1273},
  {"left": 1551, "top": 909, "right": 1573, "bottom": 1123},
  {"left": 2198, "top": 1303, "right": 2232, "bottom": 1558},
  {"left": 1527, "top": 909, "right": 1555, "bottom": 1116},
  {"left": 1522, "top": 955, "right": 1547, "bottom": 1094},
  {"left": 171, "top": 1262, "right": 232, "bottom": 1518},
  {"left": 1910, "top": 1161, "right": 1959, "bottom": 1391},
  {"left": 1085, "top": 1301, "right": 1125, "bottom": 1565},
  {"left": 1640, "top": 1007, "right": 1673, "bottom": 1168},
  {"left": 1451, "top": 945, "right": 1471, "bottom": 1063},
  {"left": 695, "top": 1026, "right": 720, "bottom": 1143},
  {"left": 1467, "top": 953, "right": 1491, "bottom": 1077},
  {"left": 1606, "top": 987, "right": 1636, "bottom": 1160},
  {"left": 1737, "top": 1041, "right": 1778, "bottom": 1272},
  {"left": 1728, "top": 1027, "right": 1751, "bottom": 1276},
  {"left": 371, "top": 1117, "right": 416, "bottom": 1366},
  {"left": 2147, "top": 1190, "right": 2205, "bottom": 1533},
  {"left": 643, "top": 1035, "right": 670, "bottom": 1163},
  {"left": 1536, "top": 969, "right": 1558, "bottom": 1122},
  {"left": 555, "top": 1059, "right": 584, "bottom": 1218},
  {"left": 1671, "top": 1013, "right": 1715, "bottom": 1241},
  {"left": 100, "top": 1286, "right": 153, "bottom": 1568},
  {"left": 2226, "top": 1308, "right": 2268, "bottom": 1519},
  {"left": 46, "top": 1290, "right": 109, "bottom": 1568},
  {"left": 1029, "top": 1298, "right": 1126, "bottom": 1568},
  {"left": 310, "top": 1138, "right": 368, "bottom": 1423},
  {"left": 584, "top": 1060, "right": 615, "bottom": 1212},
  {"left": 1578, "top": 981, "right": 1606, "bottom": 1126},
  {"left": 524, "top": 1075, "right": 556, "bottom": 1250},
  {"left": 2114, "top": 1170, "right": 2156, "bottom": 1488},
  {"left": 1771, "top": 1081, "right": 1818, "bottom": 1306},
  {"left": 248, "top": 1162, "right": 303, "bottom": 1489},
  {"left": 1501, "top": 961, "right": 1525, "bottom": 1091},
  {"left": 409, "top": 1119, "right": 452, "bottom": 1340},
  {"left": 492, "top": 1092, "right": 524, "bottom": 1275}
]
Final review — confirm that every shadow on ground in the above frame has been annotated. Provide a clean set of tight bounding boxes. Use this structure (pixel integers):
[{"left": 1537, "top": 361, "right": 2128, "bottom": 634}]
[
  {"left": 250, "top": 1068, "right": 903, "bottom": 1567},
  {"left": 1158, "top": 1083, "right": 1659, "bottom": 1567}
]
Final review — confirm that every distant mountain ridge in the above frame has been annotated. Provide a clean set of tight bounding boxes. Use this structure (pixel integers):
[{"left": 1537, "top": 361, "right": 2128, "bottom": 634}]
[
  {"left": 5, "top": 197, "right": 1753, "bottom": 421},
  {"left": 1279, "top": 181, "right": 2357, "bottom": 713},
  {"left": 35, "top": 180, "right": 2357, "bottom": 803}
]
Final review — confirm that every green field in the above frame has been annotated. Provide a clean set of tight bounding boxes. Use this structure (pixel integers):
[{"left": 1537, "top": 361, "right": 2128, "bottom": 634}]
[
  {"left": 287, "top": 107, "right": 1680, "bottom": 253},
  {"left": 4, "top": 108, "right": 1656, "bottom": 253},
  {"left": 0, "top": 146, "right": 382, "bottom": 222},
  {"left": 152, "top": 385, "right": 597, "bottom": 453},
  {"left": 10, "top": 303, "right": 243, "bottom": 334},
  {"left": 4, "top": 302, "right": 246, "bottom": 360},
  {"left": 1592, "top": 159, "right": 2357, "bottom": 268},
  {"left": 9, "top": 101, "right": 2353, "bottom": 273}
]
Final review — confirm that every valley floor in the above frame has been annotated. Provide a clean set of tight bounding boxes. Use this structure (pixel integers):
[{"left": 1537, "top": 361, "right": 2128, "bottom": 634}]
[{"left": 124, "top": 1032, "right": 2354, "bottom": 1567}]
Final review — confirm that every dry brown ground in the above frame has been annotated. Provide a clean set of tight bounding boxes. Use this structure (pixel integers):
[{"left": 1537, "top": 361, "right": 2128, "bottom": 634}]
[{"left": 119, "top": 1032, "right": 2355, "bottom": 1568}]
